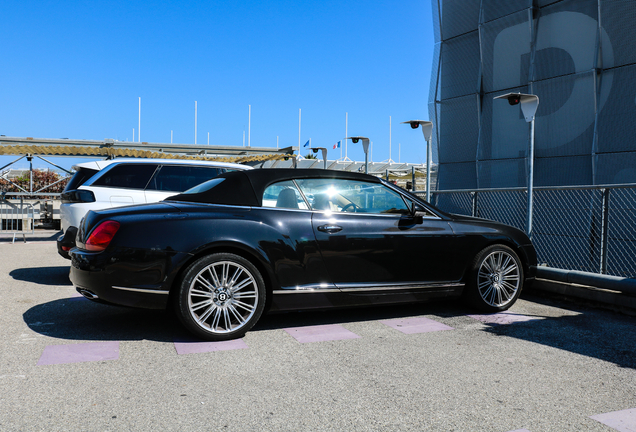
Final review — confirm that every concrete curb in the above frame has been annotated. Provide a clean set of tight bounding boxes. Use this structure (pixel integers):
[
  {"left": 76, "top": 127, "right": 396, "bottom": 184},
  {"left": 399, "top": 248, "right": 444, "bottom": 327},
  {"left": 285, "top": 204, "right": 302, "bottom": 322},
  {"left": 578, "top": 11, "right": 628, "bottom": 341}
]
[
  {"left": 532, "top": 278, "right": 636, "bottom": 316},
  {"left": 536, "top": 267, "right": 636, "bottom": 296},
  {"left": 0, "top": 229, "right": 61, "bottom": 243}
]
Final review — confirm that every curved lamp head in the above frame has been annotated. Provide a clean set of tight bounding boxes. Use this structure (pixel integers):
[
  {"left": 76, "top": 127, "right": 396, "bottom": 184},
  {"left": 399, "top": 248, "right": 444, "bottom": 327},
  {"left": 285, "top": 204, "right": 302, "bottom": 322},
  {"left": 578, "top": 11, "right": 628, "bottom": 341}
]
[
  {"left": 401, "top": 120, "right": 433, "bottom": 141},
  {"left": 494, "top": 93, "right": 539, "bottom": 122},
  {"left": 346, "top": 136, "right": 370, "bottom": 154},
  {"left": 282, "top": 154, "right": 298, "bottom": 168},
  {"left": 311, "top": 147, "right": 328, "bottom": 168}
]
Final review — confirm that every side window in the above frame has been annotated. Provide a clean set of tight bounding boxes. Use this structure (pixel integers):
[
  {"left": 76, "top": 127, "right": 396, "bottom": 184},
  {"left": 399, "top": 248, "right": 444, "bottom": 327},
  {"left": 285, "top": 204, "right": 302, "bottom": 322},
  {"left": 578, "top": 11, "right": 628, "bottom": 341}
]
[
  {"left": 91, "top": 164, "right": 158, "bottom": 189},
  {"left": 414, "top": 203, "right": 436, "bottom": 217},
  {"left": 146, "top": 166, "right": 224, "bottom": 192},
  {"left": 262, "top": 181, "right": 308, "bottom": 209},
  {"left": 296, "top": 178, "right": 410, "bottom": 215},
  {"left": 64, "top": 167, "right": 99, "bottom": 191}
]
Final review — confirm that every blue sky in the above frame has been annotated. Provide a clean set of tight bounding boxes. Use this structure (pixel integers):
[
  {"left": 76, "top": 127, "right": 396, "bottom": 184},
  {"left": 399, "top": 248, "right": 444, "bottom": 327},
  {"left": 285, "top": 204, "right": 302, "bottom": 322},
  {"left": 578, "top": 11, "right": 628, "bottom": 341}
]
[{"left": 1, "top": 0, "right": 434, "bottom": 171}]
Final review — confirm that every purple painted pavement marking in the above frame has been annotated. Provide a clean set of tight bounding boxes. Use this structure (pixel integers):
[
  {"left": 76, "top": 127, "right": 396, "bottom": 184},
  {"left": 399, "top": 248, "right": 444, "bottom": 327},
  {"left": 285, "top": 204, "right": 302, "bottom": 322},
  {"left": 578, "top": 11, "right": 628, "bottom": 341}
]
[
  {"left": 284, "top": 324, "right": 360, "bottom": 343},
  {"left": 37, "top": 341, "right": 119, "bottom": 365},
  {"left": 591, "top": 408, "right": 636, "bottom": 432},
  {"left": 174, "top": 339, "right": 248, "bottom": 355},
  {"left": 468, "top": 312, "right": 538, "bottom": 325},
  {"left": 381, "top": 317, "right": 454, "bottom": 334}
]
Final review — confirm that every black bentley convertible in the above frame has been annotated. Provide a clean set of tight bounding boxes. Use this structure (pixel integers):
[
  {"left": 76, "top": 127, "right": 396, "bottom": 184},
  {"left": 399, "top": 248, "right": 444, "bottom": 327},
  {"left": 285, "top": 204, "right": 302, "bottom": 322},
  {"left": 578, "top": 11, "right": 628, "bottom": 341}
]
[{"left": 70, "top": 168, "right": 536, "bottom": 340}]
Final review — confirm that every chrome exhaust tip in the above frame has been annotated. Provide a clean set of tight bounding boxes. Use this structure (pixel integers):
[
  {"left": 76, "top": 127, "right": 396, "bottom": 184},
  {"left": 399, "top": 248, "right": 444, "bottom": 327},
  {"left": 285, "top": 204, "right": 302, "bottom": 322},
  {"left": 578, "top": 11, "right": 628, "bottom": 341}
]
[{"left": 77, "top": 288, "right": 99, "bottom": 300}]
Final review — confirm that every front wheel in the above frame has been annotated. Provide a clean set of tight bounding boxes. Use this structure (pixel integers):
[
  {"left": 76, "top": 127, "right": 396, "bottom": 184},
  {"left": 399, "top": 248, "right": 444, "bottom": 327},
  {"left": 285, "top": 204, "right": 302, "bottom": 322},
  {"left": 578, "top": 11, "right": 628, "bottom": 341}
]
[
  {"left": 175, "top": 253, "right": 266, "bottom": 341},
  {"left": 463, "top": 244, "right": 524, "bottom": 312}
]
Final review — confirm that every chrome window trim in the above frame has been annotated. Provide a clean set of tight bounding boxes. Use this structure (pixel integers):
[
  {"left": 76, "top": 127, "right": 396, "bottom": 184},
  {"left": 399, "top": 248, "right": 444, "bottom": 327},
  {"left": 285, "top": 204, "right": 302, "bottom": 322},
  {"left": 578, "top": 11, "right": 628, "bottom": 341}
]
[
  {"left": 310, "top": 210, "right": 442, "bottom": 220},
  {"left": 256, "top": 205, "right": 442, "bottom": 220},
  {"left": 258, "top": 206, "right": 312, "bottom": 213}
]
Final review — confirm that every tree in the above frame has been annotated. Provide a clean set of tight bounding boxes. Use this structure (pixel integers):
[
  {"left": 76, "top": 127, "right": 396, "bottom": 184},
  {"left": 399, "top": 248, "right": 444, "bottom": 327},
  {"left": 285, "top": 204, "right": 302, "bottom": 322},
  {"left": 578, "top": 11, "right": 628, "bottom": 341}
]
[{"left": 0, "top": 169, "right": 71, "bottom": 194}]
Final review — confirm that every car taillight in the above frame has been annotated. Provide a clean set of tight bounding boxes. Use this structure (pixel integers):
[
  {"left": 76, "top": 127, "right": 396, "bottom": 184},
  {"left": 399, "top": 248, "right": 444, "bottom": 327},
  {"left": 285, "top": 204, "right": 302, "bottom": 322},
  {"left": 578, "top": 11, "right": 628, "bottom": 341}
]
[
  {"left": 85, "top": 221, "right": 120, "bottom": 252},
  {"left": 61, "top": 189, "right": 96, "bottom": 204}
]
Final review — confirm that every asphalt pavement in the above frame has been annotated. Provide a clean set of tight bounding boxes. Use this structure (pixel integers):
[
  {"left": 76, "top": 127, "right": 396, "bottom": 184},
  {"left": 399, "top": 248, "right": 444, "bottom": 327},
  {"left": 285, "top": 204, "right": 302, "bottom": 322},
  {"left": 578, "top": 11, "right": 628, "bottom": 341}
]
[{"left": 1, "top": 235, "right": 635, "bottom": 431}]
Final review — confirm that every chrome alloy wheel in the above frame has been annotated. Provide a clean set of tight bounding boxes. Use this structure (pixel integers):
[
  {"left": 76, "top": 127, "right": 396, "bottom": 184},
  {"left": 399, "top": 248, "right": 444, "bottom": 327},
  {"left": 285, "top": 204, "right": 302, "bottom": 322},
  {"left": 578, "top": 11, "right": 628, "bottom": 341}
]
[
  {"left": 477, "top": 250, "right": 521, "bottom": 308},
  {"left": 188, "top": 261, "right": 259, "bottom": 334}
]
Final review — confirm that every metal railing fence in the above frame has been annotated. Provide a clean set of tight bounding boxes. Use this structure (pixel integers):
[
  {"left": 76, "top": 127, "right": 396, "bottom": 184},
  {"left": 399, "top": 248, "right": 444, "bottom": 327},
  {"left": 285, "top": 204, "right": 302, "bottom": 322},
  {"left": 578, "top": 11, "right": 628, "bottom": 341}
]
[
  {"left": 415, "top": 184, "right": 636, "bottom": 279},
  {"left": 0, "top": 201, "right": 35, "bottom": 243}
]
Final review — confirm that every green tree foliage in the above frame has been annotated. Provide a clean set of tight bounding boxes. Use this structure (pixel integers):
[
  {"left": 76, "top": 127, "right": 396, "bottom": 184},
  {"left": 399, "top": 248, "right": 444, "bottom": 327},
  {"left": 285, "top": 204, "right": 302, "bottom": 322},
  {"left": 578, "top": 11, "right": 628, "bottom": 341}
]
[{"left": 0, "top": 169, "right": 70, "bottom": 193}]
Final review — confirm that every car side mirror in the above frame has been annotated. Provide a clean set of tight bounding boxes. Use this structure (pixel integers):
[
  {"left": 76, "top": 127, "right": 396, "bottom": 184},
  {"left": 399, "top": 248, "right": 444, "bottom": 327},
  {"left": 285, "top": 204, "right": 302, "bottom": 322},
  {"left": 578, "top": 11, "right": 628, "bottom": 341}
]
[
  {"left": 406, "top": 204, "right": 424, "bottom": 224},
  {"left": 408, "top": 202, "right": 427, "bottom": 224},
  {"left": 412, "top": 212, "right": 425, "bottom": 224}
]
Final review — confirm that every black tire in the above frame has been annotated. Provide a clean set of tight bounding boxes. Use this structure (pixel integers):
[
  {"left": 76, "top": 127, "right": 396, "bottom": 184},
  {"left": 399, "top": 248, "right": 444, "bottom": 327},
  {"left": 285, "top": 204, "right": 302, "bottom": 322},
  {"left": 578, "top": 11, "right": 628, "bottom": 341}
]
[
  {"left": 175, "top": 253, "right": 266, "bottom": 341},
  {"left": 463, "top": 244, "right": 524, "bottom": 312}
]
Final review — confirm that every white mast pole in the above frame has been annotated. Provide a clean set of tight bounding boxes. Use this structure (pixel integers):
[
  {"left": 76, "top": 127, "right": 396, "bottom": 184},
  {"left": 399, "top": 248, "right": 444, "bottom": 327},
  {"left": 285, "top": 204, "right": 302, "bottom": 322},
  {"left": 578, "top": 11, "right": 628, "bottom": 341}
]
[
  {"left": 298, "top": 108, "right": 301, "bottom": 148},
  {"left": 345, "top": 112, "right": 348, "bottom": 159},
  {"left": 194, "top": 101, "right": 197, "bottom": 145},
  {"left": 389, "top": 116, "right": 392, "bottom": 162},
  {"left": 248, "top": 104, "right": 251, "bottom": 147},
  {"left": 138, "top": 97, "right": 141, "bottom": 142}
]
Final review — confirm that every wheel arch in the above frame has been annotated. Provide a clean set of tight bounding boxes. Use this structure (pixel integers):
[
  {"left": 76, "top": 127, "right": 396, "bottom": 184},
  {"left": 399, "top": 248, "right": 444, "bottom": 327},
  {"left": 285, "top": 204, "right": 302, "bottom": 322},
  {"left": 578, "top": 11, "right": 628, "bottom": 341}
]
[
  {"left": 166, "top": 241, "right": 277, "bottom": 312},
  {"left": 461, "top": 237, "right": 530, "bottom": 285}
]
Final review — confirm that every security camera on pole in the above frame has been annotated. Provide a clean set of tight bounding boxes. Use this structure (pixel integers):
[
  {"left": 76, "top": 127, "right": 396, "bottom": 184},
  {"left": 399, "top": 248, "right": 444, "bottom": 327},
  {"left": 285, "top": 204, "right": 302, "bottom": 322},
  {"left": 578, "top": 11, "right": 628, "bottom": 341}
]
[
  {"left": 494, "top": 92, "right": 539, "bottom": 238},
  {"left": 346, "top": 136, "right": 370, "bottom": 174},
  {"left": 401, "top": 120, "right": 433, "bottom": 202}
]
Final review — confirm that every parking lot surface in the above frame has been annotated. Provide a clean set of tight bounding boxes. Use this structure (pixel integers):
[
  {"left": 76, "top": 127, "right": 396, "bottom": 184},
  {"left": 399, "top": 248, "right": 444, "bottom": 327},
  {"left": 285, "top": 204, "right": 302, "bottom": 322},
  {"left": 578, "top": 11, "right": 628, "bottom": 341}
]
[{"left": 1, "top": 237, "right": 635, "bottom": 431}]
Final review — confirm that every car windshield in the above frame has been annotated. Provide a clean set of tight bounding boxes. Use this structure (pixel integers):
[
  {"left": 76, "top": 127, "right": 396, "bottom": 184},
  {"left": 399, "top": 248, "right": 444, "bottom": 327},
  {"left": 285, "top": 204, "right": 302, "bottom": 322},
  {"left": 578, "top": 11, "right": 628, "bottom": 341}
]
[{"left": 182, "top": 178, "right": 225, "bottom": 194}]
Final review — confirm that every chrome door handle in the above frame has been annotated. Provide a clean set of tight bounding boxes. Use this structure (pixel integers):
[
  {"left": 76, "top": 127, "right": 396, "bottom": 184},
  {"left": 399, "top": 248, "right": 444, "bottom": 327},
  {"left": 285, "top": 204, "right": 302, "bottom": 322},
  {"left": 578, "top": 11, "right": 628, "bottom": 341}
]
[{"left": 317, "top": 225, "right": 343, "bottom": 234}]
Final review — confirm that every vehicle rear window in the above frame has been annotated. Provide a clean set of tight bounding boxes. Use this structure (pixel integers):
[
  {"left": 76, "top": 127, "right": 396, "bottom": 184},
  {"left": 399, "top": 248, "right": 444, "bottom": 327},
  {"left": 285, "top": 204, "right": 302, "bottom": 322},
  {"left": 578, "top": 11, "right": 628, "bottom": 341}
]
[
  {"left": 146, "top": 165, "right": 225, "bottom": 192},
  {"left": 181, "top": 178, "right": 225, "bottom": 194},
  {"left": 91, "top": 164, "right": 159, "bottom": 189},
  {"left": 64, "top": 167, "right": 99, "bottom": 191}
]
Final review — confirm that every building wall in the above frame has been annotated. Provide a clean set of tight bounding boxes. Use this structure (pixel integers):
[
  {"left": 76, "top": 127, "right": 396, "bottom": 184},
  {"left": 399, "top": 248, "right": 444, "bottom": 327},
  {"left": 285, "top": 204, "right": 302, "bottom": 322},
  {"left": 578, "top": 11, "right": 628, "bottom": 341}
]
[{"left": 429, "top": 0, "right": 636, "bottom": 190}]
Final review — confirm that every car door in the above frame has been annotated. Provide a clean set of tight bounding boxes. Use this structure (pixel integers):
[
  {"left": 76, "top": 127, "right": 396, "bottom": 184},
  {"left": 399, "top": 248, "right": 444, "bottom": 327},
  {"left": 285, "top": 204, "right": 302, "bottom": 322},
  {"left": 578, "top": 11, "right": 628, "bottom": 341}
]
[
  {"left": 85, "top": 163, "right": 158, "bottom": 207},
  {"left": 259, "top": 180, "right": 333, "bottom": 291},
  {"left": 297, "top": 178, "right": 460, "bottom": 291}
]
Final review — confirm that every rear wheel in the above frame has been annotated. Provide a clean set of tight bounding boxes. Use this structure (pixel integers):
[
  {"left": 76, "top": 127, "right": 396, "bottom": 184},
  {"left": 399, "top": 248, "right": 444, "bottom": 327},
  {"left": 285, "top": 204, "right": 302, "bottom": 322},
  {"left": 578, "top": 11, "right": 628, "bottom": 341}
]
[
  {"left": 175, "top": 253, "right": 266, "bottom": 341},
  {"left": 464, "top": 244, "right": 523, "bottom": 312}
]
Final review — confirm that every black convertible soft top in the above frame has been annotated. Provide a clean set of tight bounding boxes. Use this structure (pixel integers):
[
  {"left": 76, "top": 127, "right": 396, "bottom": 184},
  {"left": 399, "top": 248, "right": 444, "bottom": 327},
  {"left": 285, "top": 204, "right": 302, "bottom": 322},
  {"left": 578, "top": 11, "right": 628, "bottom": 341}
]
[{"left": 166, "top": 168, "right": 382, "bottom": 207}]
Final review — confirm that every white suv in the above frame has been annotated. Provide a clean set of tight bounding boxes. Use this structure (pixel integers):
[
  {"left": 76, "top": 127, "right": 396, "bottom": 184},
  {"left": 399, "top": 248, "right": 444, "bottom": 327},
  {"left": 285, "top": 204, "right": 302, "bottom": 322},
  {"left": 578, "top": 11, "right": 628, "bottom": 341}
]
[{"left": 57, "top": 158, "right": 250, "bottom": 258}]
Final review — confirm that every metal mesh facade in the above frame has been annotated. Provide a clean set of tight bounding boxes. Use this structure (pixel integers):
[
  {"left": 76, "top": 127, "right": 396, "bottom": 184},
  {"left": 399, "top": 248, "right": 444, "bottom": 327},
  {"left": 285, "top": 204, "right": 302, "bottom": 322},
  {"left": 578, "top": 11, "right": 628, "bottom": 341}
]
[
  {"left": 425, "top": 186, "right": 636, "bottom": 278},
  {"left": 430, "top": 0, "right": 636, "bottom": 189},
  {"left": 429, "top": 0, "right": 636, "bottom": 278}
]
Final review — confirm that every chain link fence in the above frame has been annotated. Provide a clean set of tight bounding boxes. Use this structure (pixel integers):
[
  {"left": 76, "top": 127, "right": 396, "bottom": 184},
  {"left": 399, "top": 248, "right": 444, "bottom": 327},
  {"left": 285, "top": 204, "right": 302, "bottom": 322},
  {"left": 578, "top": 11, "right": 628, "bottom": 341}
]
[{"left": 417, "top": 184, "right": 636, "bottom": 278}]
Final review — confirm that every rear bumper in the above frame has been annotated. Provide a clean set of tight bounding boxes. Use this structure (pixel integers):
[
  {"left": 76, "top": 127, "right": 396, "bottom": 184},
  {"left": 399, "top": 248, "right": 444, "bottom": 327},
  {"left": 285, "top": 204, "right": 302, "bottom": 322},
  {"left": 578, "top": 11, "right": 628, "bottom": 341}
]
[
  {"left": 69, "top": 247, "right": 190, "bottom": 310},
  {"left": 56, "top": 226, "right": 78, "bottom": 260}
]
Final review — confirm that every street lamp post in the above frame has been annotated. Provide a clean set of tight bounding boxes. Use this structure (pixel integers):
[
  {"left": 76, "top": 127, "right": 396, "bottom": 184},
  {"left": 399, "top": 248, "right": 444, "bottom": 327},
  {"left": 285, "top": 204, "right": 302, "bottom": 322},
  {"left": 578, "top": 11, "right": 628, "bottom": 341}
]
[
  {"left": 346, "top": 136, "right": 370, "bottom": 174},
  {"left": 494, "top": 92, "right": 540, "bottom": 239},
  {"left": 311, "top": 147, "right": 328, "bottom": 169},
  {"left": 401, "top": 120, "right": 433, "bottom": 202},
  {"left": 284, "top": 154, "right": 298, "bottom": 169}
]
